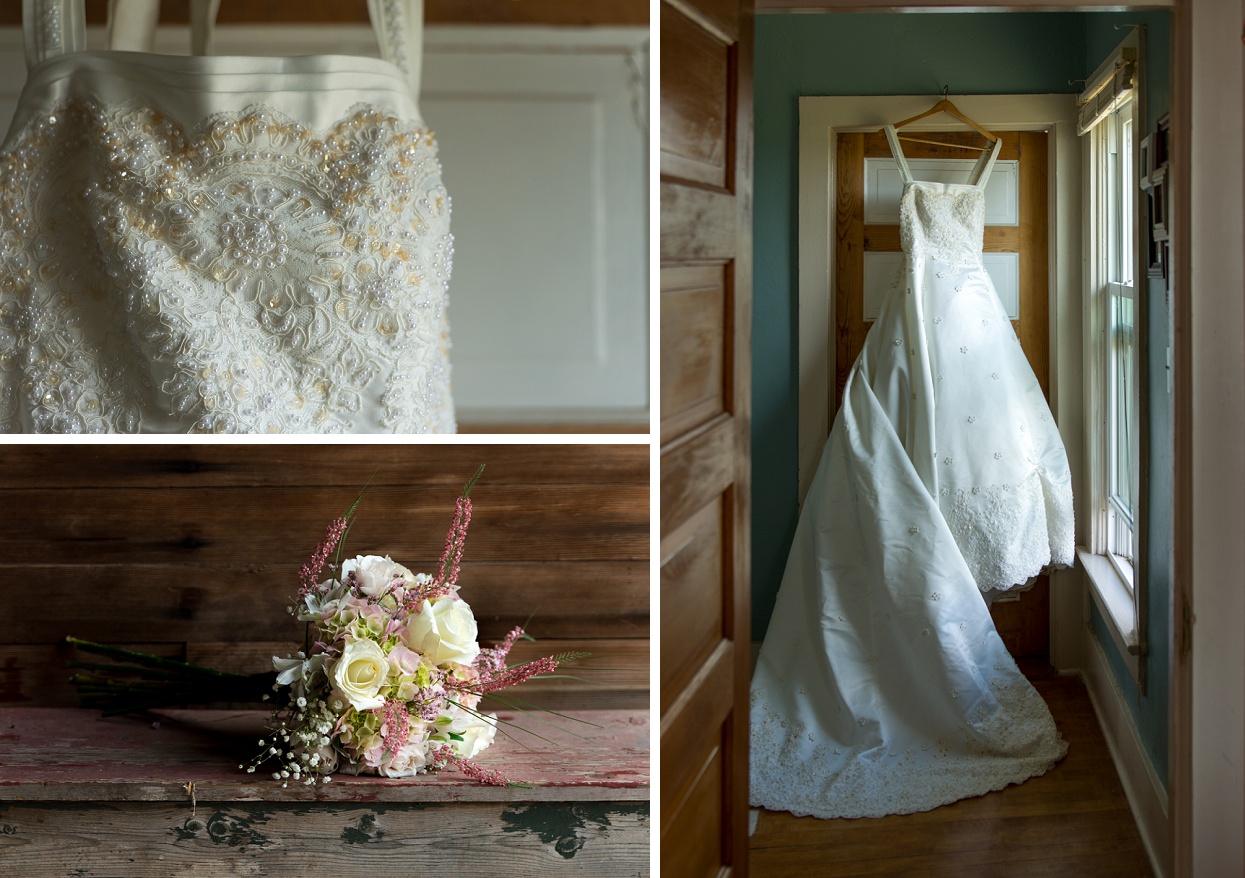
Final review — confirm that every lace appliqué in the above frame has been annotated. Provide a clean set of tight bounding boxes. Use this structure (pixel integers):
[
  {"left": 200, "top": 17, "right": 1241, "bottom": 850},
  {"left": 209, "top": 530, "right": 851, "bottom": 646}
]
[
  {"left": 749, "top": 656, "right": 1067, "bottom": 819},
  {"left": 0, "top": 100, "right": 454, "bottom": 433},
  {"left": 944, "top": 469, "right": 1076, "bottom": 592},
  {"left": 900, "top": 184, "right": 985, "bottom": 267}
]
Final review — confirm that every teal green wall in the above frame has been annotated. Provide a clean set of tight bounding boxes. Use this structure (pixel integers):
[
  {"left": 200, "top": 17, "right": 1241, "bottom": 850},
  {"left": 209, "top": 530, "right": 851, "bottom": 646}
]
[{"left": 750, "top": 10, "right": 1173, "bottom": 786}]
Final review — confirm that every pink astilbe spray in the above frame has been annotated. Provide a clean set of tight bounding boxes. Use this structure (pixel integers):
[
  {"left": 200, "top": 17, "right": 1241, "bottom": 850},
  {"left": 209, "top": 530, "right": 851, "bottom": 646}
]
[
  {"left": 378, "top": 700, "right": 412, "bottom": 758},
  {"left": 298, "top": 516, "right": 348, "bottom": 600},
  {"left": 402, "top": 465, "right": 486, "bottom": 612},
  {"left": 431, "top": 744, "right": 509, "bottom": 786},
  {"left": 464, "top": 655, "right": 563, "bottom": 695},
  {"left": 473, "top": 626, "right": 525, "bottom": 679},
  {"left": 436, "top": 464, "right": 485, "bottom": 589}
]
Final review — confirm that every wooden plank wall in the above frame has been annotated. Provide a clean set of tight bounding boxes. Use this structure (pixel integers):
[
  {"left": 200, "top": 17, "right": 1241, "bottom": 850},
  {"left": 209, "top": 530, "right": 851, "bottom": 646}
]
[{"left": 0, "top": 445, "right": 648, "bottom": 711}]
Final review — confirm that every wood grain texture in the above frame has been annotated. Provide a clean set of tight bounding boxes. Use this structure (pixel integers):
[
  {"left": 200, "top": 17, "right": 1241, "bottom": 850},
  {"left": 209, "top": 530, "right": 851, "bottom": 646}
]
[
  {"left": 660, "top": 415, "right": 735, "bottom": 540},
  {"left": 989, "top": 575, "right": 1052, "bottom": 659},
  {"left": 835, "top": 132, "right": 866, "bottom": 411},
  {"left": 665, "top": 0, "right": 740, "bottom": 43},
  {"left": 660, "top": 0, "right": 752, "bottom": 874},
  {"left": 0, "top": 445, "right": 648, "bottom": 711},
  {"left": 659, "top": 639, "right": 735, "bottom": 824},
  {"left": 1017, "top": 130, "right": 1051, "bottom": 400},
  {"left": 0, "top": 707, "right": 647, "bottom": 802},
  {"left": 1, "top": 0, "right": 649, "bottom": 26},
  {"left": 1, "top": 564, "right": 646, "bottom": 644},
  {"left": 749, "top": 673, "right": 1152, "bottom": 877},
  {"left": 660, "top": 182, "right": 737, "bottom": 262},
  {"left": 659, "top": 499, "right": 725, "bottom": 713},
  {"left": 660, "top": 3, "right": 730, "bottom": 187},
  {"left": 661, "top": 264, "right": 730, "bottom": 444},
  {"left": 0, "top": 800, "right": 650, "bottom": 878},
  {"left": 0, "top": 445, "right": 647, "bottom": 488},
  {"left": 1, "top": 639, "right": 648, "bottom": 711},
  {"left": 2, "top": 485, "right": 646, "bottom": 563},
  {"left": 663, "top": 742, "right": 726, "bottom": 878}
]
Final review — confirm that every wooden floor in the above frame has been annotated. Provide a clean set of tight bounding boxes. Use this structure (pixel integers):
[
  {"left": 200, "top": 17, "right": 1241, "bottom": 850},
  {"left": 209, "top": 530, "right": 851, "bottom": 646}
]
[{"left": 749, "top": 669, "right": 1155, "bottom": 877}]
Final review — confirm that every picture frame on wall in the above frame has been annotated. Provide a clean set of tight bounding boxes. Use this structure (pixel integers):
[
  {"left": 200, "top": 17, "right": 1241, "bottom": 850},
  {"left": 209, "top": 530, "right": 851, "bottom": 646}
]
[
  {"left": 1150, "top": 165, "right": 1169, "bottom": 243},
  {"left": 1139, "top": 134, "right": 1153, "bottom": 189}
]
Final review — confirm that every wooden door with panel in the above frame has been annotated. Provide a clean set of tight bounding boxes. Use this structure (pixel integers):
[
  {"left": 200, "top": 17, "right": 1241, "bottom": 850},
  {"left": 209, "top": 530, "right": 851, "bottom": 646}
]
[
  {"left": 834, "top": 128, "right": 1052, "bottom": 660},
  {"left": 660, "top": 0, "right": 753, "bottom": 875}
]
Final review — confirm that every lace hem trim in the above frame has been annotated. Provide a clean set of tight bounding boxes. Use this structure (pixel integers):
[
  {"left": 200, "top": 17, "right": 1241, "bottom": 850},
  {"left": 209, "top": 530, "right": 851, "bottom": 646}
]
[
  {"left": 749, "top": 678, "right": 1068, "bottom": 819},
  {"left": 945, "top": 469, "right": 1075, "bottom": 592}
]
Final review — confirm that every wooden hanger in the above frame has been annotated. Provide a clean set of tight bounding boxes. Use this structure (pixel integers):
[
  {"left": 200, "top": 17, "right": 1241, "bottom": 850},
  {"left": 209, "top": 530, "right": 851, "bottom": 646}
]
[{"left": 886, "top": 88, "right": 998, "bottom": 152}]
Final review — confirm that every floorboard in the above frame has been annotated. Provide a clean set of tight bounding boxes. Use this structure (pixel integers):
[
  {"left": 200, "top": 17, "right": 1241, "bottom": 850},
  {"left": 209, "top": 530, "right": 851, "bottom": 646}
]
[{"left": 749, "top": 672, "right": 1155, "bottom": 877}]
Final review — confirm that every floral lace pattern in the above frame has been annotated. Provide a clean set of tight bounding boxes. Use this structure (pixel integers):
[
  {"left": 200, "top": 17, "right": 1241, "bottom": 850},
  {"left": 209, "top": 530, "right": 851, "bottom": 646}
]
[
  {"left": 900, "top": 183, "right": 987, "bottom": 266},
  {"left": 0, "top": 99, "right": 454, "bottom": 433},
  {"left": 945, "top": 469, "right": 1076, "bottom": 593},
  {"left": 750, "top": 668, "right": 1067, "bottom": 819}
]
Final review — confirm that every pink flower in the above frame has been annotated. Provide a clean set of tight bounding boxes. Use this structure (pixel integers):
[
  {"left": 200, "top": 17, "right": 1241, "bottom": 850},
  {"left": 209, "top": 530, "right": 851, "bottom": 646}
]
[{"left": 387, "top": 644, "right": 422, "bottom": 677}]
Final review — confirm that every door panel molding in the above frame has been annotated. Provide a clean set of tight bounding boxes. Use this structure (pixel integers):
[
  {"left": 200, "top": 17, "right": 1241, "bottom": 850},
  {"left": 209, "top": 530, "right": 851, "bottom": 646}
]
[{"left": 660, "top": 0, "right": 753, "bottom": 875}]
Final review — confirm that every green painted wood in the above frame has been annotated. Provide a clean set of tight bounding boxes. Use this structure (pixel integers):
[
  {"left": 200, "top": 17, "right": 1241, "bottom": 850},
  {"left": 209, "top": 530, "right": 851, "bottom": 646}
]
[{"left": 0, "top": 801, "right": 650, "bottom": 877}]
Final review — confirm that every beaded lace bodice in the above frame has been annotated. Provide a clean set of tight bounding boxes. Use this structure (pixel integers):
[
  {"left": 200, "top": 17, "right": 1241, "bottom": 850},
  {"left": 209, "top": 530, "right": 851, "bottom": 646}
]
[
  {"left": 900, "top": 184, "right": 986, "bottom": 266},
  {"left": 0, "top": 0, "right": 455, "bottom": 433}
]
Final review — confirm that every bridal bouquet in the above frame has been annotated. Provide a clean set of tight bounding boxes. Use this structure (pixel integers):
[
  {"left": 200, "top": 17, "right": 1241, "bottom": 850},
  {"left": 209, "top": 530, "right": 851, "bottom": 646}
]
[{"left": 69, "top": 467, "right": 582, "bottom": 787}]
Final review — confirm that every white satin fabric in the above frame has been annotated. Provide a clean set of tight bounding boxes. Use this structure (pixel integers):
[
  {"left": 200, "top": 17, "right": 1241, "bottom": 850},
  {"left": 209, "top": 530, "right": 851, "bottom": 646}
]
[
  {"left": 749, "top": 126, "right": 1073, "bottom": 818},
  {"left": 0, "top": 0, "right": 455, "bottom": 433}
]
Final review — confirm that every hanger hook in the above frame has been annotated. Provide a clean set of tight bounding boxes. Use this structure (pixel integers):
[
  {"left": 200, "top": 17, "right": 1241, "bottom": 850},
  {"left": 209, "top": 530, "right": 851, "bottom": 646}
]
[{"left": 942, "top": 84, "right": 949, "bottom": 98}]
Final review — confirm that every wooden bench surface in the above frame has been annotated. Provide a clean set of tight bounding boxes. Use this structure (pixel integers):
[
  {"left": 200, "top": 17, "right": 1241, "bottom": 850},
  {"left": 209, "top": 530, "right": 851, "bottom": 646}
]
[{"left": 0, "top": 707, "right": 649, "bottom": 804}]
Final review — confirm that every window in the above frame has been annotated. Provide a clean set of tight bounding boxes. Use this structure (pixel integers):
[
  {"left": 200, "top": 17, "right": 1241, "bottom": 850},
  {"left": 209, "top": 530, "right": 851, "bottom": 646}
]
[
  {"left": 1078, "top": 28, "right": 1144, "bottom": 675},
  {"left": 1100, "top": 101, "right": 1138, "bottom": 587}
]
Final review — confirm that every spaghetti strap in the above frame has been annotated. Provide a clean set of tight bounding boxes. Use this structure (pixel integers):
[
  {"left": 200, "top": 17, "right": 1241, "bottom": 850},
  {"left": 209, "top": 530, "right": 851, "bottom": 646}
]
[
  {"left": 883, "top": 124, "right": 915, "bottom": 184},
  {"left": 367, "top": 0, "right": 426, "bottom": 104},
  {"left": 971, "top": 136, "right": 1004, "bottom": 188},
  {"left": 22, "top": 0, "right": 86, "bottom": 68}
]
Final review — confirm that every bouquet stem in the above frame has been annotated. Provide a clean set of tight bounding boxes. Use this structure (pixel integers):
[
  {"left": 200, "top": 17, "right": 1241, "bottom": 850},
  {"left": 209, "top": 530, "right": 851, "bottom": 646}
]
[{"left": 66, "top": 637, "right": 276, "bottom": 716}]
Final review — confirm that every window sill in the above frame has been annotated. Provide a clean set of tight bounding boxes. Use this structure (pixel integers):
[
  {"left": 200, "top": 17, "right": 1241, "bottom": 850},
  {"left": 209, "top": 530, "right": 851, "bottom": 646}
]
[{"left": 1076, "top": 546, "right": 1141, "bottom": 681}]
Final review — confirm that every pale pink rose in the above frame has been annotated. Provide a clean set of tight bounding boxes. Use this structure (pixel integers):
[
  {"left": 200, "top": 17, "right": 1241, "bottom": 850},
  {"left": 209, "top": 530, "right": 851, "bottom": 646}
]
[
  {"left": 341, "top": 555, "right": 417, "bottom": 598},
  {"left": 378, "top": 727, "right": 430, "bottom": 778}
]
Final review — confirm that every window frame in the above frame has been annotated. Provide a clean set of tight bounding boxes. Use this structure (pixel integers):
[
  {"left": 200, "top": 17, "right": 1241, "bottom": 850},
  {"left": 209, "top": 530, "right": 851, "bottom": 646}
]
[{"left": 1079, "top": 28, "right": 1147, "bottom": 685}]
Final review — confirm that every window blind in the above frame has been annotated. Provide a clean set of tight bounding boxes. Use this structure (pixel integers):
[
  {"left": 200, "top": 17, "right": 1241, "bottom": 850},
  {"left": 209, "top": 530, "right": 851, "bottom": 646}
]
[{"left": 1077, "top": 46, "right": 1137, "bottom": 136}]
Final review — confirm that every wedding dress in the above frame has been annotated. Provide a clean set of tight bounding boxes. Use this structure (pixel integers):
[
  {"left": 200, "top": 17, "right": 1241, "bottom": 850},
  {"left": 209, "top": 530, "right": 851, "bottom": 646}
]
[
  {"left": 0, "top": 0, "right": 455, "bottom": 433},
  {"left": 749, "top": 125, "right": 1073, "bottom": 819}
]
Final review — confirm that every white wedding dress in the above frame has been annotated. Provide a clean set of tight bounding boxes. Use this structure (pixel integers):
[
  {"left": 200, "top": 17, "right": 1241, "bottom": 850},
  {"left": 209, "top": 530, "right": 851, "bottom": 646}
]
[
  {"left": 0, "top": 0, "right": 455, "bottom": 433},
  {"left": 749, "top": 125, "right": 1073, "bottom": 819}
]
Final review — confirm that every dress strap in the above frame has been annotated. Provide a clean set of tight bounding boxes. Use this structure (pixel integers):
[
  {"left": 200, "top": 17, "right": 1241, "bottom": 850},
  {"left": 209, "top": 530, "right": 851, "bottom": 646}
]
[
  {"left": 367, "top": 0, "right": 426, "bottom": 103},
  {"left": 22, "top": 0, "right": 86, "bottom": 68},
  {"left": 883, "top": 124, "right": 915, "bottom": 184},
  {"left": 971, "top": 136, "right": 1004, "bottom": 188},
  {"left": 106, "top": 0, "right": 221, "bottom": 55}
]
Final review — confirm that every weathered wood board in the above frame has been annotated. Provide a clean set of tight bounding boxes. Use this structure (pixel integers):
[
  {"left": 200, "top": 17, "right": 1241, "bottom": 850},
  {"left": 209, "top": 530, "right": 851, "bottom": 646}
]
[
  {"left": 0, "top": 707, "right": 649, "bottom": 876},
  {"left": 0, "top": 801, "right": 650, "bottom": 877},
  {"left": 0, "top": 445, "right": 649, "bottom": 713}
]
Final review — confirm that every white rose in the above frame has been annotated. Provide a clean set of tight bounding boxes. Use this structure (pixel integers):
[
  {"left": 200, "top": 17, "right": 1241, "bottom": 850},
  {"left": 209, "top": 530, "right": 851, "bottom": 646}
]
[
  {"left": 406, "top": 598, "right": 480, "bottom": 666},
  {"left": 341, "top": 555, "right": 415, "bottom": 598},
  {"left": 451, "top": 713, "right": 497, "bottom": 759},
  {"left": 330, "top": 639, "right": 389, "bottom": 711}
]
